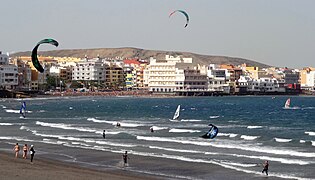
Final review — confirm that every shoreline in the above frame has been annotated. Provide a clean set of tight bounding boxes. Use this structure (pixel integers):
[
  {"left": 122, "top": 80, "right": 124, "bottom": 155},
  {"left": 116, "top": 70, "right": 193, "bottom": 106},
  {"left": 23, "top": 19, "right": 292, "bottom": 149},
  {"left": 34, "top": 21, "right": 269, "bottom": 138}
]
[{"left": 0, "top": 145, "right": 280, "bottom": 180}]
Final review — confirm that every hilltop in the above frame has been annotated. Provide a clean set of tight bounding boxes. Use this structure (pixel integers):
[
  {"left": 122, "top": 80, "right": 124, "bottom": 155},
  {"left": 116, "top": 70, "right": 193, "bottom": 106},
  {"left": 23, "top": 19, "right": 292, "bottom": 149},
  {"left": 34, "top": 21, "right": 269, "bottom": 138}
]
[{"left": 12, "top": 47, "right": 269, "bottom": 68}]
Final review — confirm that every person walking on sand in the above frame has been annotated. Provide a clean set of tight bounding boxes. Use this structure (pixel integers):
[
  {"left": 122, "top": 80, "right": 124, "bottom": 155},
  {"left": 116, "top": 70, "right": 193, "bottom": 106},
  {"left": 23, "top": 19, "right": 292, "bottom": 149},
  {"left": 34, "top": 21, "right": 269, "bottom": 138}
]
[
  {"left": 13, "top": 143, "right": 20, "bottom": 158},
  {"left": 103, "top": 130, "right": 106, "bottom": 139},
  {"left": 22, "top": 144, "right": 29, "bottom": 159},
  {"left": 122, "top": 151, "right": 129, "bottom": 167},
  {"left": 30, "top": 145, "right": 35, "bottom": 163},
  {"left": 262, "top": 160, "right": 269, "bottom": 175}
]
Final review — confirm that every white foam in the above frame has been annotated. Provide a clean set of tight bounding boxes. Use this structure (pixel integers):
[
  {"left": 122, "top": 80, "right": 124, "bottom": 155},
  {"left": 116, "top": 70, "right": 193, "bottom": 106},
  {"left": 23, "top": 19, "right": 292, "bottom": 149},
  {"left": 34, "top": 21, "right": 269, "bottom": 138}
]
[
  {"left": 227, "top": 153, "right": 312, "bottom": 165},
  {"left": 209, "top": 116, "right": 220, "bottom": 119},
  {"left": 305, "top": 131, "right": 315, "bottom": 136},
  {"left": 87, "top": 118, "right": 143, "bottom": 127},
  {"left": 274, "top": 138, "right": 292, "bottom": 143},
  {"left": 300, "top": 140, "right": 306, "bottom": 143},
  {"left": 5, "top": 109, "right": 21, "bottom": 113},
  {"left": 220, "top": 161, "right": 257, "bottom": 167},
  {"left": 136, "top": 136, "right": 315, "bottom": 158},
  {"left": 312, "top": 141, "right": 315, "bottom": 147},
  {"left": 169, "top": 128, "right": 201, "bottom": 133},
  {"left": 180, "top": 119, "right": 202, "bottom": 122},
  {"left": 240, "top": 135, "right": 259, "bottom": 140},
  {"left": 217, "top": 133, "right": 238, "bottom": 138},
  {"left": 151, "top": 126, "right": 168, "bottom": 131},
  {"left": 95, "top": 141, "right": 137, "bottom": 147},
  {"left": 149, "top": 146, "right": 203, "bottom": 154},
  {"left": 0, "top": 123, "right": 13, "bottom": 126},
  {"left": 38, "top": 110, "right": 46, "bottom": 112},
  {"left": 247, "top": 126, "right": 263, "bottom": 129},
  {"left": 36, "top": 121, "right": 98, "bottom": 133}
]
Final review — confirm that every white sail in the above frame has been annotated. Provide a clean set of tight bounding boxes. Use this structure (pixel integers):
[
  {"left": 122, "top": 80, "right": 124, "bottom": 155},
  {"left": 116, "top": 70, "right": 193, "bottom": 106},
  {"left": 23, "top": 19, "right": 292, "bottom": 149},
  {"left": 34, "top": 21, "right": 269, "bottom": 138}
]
[
  {"left": 173, "top": 105, "right": 181, "bottom": 120},
  {"left": 284, "top": 98, "right": 290, "bottom": 108}
]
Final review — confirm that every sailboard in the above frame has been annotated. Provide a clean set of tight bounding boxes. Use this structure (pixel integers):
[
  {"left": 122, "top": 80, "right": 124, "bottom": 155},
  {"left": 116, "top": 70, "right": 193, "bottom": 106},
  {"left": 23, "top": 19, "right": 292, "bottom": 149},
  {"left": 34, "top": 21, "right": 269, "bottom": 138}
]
[
  {"left": 19, "top": 102, "right": 26, "bottom": 118},
  {"left": 284, "top": 98, "right": 290, "bottom": 109},
  {"left": 172, "top": 105, "right": 181, "bottom": 120}
]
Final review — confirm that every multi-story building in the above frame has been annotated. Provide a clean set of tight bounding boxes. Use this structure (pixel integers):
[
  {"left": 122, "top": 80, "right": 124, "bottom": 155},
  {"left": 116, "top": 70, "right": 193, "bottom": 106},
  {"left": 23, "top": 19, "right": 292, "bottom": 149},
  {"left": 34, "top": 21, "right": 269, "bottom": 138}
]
[
  {"left": 105, "top": 63, "right": 124, "bottom": 89},
  {"left": 72, "top": 57, "right": 106, "bottom": 86},
  {"left": 207, "top": 64, "right": 230, "bottom": 93},
  {"left": 300, "top": 67, "right": 315, "bottom": 90},
  {"left": 0, "top": 65, "right": 19, "bottom": 89},
  {"left": 0, "top": 51, "right": 9, "bottom": 65},
  {"left": 144, "top": 55, "right": 193, "bottom": 93}
]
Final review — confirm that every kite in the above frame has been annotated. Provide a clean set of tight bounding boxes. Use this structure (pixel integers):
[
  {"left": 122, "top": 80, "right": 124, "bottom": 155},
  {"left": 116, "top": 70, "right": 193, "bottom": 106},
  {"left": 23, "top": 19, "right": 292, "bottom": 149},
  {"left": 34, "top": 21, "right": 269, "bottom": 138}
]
[
  {"left": 201, "top": 124, "right": 219, "bottom": 139},
  {"left": 169, "top": 10, "right": 189, "bottom": 28},
  {"left": 31, "top": 39, "right": 59, "bottom": 73}
]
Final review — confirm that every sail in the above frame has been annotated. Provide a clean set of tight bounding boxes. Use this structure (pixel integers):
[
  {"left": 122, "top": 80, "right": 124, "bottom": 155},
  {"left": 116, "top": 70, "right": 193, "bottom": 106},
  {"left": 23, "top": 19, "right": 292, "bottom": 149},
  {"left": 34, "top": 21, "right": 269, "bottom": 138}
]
[
  {"left": 201, "top": 124, "right": 219, "bottom": 139},
  {"left": 285, "top": 98, "right": 290, "bottom": 108},
  {"left": 20, "top": 102, "right": 26, "bottom": 118},
  {"left": 173, "top": 105, "right": 181, "bottom": 120}
]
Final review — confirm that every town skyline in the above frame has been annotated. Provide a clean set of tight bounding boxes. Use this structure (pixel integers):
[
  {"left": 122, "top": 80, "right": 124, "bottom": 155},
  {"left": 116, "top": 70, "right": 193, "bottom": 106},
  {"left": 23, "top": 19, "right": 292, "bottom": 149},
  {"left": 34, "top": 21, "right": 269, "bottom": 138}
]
[{"left": 1, "top": 0, "right": 315, "bottom": 68}]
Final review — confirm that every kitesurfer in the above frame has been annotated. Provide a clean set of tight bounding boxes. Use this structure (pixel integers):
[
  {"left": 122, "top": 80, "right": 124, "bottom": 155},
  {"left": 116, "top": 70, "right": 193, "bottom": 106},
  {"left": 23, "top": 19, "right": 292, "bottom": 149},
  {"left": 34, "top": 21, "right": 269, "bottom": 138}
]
[
  {"left": 262, "top": 160, "right": 269, "bottom": 175},
  {"left": 117, "top": 122, "right": 121, "bottom": 127}
]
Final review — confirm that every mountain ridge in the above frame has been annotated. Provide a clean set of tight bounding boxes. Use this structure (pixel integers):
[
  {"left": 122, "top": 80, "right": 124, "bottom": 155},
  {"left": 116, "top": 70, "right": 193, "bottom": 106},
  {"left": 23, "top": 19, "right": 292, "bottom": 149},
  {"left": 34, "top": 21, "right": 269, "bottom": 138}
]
[{"left": 12, "top": 47, "right": 270, "bottom": 68}]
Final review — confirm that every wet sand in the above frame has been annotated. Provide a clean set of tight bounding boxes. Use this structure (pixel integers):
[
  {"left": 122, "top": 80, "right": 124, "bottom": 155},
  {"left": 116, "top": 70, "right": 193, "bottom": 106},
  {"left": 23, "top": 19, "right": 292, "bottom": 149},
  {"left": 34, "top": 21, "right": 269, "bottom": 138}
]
[{"left": 0, "top": 149, "right": 280, "bottom": 180}]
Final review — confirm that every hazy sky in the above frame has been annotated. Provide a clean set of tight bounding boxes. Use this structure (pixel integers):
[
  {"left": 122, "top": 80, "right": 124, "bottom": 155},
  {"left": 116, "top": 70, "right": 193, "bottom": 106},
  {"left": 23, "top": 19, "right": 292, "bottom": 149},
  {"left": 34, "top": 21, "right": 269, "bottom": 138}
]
[{"left": 1, "top": 0, "right": 315, "bottom": 68}]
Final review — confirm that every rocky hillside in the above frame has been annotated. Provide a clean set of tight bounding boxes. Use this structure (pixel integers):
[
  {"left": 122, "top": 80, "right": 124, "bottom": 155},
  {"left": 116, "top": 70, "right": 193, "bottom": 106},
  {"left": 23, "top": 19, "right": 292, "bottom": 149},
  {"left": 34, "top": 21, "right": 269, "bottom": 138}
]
[{"left": 12, "top": 47, "right": 269, "bottom": 68}]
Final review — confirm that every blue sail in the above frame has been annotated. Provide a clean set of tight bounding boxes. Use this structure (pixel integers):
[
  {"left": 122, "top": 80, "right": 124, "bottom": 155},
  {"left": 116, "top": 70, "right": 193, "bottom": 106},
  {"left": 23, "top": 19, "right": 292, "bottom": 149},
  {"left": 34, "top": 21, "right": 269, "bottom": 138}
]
[
  {"left": 201, "top": 124, "right": 219, "bottom": 139},
  {"left": 20, "top": 102, "right": 26, "bottom": 118}
]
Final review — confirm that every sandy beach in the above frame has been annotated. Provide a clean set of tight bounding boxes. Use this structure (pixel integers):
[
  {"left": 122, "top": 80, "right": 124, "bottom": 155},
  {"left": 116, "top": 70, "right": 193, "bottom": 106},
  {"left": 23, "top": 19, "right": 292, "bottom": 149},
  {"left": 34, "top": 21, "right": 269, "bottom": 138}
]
[{"left": 0, "top": 148, "right": 280, "bottom": 180}]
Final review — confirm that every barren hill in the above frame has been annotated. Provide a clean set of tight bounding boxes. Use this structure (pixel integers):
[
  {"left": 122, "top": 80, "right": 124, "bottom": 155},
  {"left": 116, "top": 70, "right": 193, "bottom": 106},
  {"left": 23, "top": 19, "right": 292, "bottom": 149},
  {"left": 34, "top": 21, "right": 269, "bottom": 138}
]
[{"left": 12, "top": 47, "right": 269, "bottom": 68}]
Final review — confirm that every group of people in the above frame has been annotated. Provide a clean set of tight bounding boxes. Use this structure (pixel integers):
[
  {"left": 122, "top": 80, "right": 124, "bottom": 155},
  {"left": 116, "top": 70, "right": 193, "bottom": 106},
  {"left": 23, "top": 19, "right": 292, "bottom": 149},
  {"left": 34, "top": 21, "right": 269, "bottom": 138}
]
[{"left": 13, "top": 143, "right": 35, "bottom": 163}]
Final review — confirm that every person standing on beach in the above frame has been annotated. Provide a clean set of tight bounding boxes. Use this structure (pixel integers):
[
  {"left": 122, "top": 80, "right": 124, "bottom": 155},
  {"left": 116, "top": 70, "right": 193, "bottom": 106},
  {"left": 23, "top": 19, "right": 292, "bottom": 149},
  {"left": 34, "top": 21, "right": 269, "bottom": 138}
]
[
  {"left": 13, "top": 143, "right": 20, "bottom": 158},
  {"left": 103, "top": 130, "right": 106, "bottom": 139},
  {"left": 22, "top": 144, "right": 29, "bottom": 159},
  {"left": 122, "top": 151, "right": 129, "bottom": 167},
  {"left": 30, "top": 145, "right": 35, "bottom": 163},
  {"left": 262, "top": 160, "right": 269, "bottom": 175}
]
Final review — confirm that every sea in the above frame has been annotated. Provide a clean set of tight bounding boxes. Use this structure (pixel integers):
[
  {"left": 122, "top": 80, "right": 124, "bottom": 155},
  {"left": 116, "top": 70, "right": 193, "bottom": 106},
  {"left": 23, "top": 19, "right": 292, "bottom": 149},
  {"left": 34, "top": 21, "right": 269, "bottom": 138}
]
[{"left": 0, "top": 96, "right": 314, "bottom": 180}]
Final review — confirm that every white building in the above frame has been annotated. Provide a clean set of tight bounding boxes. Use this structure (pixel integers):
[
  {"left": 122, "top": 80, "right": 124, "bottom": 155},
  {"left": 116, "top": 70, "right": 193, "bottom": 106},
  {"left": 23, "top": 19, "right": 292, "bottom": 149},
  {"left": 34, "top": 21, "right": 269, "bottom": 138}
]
[
  {"left": 72, "top": 58, "right": 105, "bottom": 82},
  {"left": 0, "top": 51, "right": 9, "bottom": 65},
  {"left": 207, "top": 64, "right": 230, "bottom": 93},
  {"left": 144, "top": 55, "right": 193, "bottom": 93},
  {"left": 0, "top": 64, "right": 19, "bottom": 89},
  {"left": 247, "top": 78, "right": 285, "bottom": 93}
]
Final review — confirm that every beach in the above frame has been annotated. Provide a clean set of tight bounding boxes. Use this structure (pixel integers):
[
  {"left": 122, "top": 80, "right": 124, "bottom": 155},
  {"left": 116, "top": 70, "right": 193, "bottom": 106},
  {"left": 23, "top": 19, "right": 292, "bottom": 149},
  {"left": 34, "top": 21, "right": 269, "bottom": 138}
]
[
  {"left": 0, "top": 149, "right": 277, "bottom": 180},
  {"left": 1, "top": 96, "right": 314, "bottom": 179}
]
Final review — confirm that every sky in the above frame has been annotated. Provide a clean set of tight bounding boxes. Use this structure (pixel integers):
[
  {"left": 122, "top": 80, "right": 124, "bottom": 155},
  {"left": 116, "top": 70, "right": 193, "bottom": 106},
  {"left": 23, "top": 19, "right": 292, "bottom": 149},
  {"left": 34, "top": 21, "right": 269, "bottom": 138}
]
[{"left": 1, "top": 0, "right": 315, "bottom": 68}]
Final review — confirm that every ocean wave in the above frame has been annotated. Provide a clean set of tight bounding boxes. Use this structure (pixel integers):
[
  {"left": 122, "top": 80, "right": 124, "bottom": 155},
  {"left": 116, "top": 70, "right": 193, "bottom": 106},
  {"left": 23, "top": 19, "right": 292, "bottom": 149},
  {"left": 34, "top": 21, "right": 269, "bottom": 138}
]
[
  {"left": 87, "top": 118, "right": 143, "bottom": 127},
  {"left": 150, "top": 126, "right": 168, "bottom": 131},
  {"left": 5, "top": 109, "right": 32, "bottom": 113},
  {"left": 209, "top": 116, "right": 220, "bottom": 119},
  {"left": 0, "top": 123, "right": 13, "bottom": 126},
  {"left": 312, "top": 141, "right": 315, "bottom": 147},
  {"left": 180, "top": 119, "right": 202, "bottom": 122},
  {"left": 219, "top": 161, "right": 258, "bottom": 167},
  {"left": 240, "top": 135, "right": 259, "bottom": 140},
  {"left": 169, "top": 128, "right": 201, "bottom": 133},
  {"left": 36, "top": 121, "right": 98, "bottom": 133},
  {"left": 1, "top": 105, "right": 7, "bottom": 109},
  {"left": 148, "top": 146, "right": 203, "bottom": 154},
  {"left": 300, "top": 140, "right": 306, "bottom": 143},
  {"left": 305, "top": 131, "right": 315, "bottom": 136},
  {"left": 217, "top": 133, "right": 238, "bottom": 138},
  {"left": 136, "top": 136, "right": 315, "bottom": 158},
  {"left": 274, "top": 138, "right": 292, "bottom": 143},
  {"left": 247, "top": 126, "right": 263, "bottom": 129}
]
